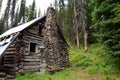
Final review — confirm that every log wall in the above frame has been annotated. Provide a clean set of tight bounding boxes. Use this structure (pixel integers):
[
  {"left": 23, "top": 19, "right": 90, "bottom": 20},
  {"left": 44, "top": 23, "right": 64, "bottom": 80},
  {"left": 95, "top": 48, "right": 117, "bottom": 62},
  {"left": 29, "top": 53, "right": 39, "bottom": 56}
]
[
  {"left": 2, "top": 36, "right": 19, "bottom": 79},
  {"left": 18, "top": 23, "right": 45, "bottom": 74}
]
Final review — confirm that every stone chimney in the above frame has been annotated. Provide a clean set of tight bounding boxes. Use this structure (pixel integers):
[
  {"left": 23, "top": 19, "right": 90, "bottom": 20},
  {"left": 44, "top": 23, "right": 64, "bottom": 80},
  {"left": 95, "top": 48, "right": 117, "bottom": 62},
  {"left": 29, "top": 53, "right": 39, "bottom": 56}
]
[
  {"left": 41, "top": 7, "right": 69, "bottom": 73},
  {"left": 44, "top": 7, "right": 57, "bottom": 36}
]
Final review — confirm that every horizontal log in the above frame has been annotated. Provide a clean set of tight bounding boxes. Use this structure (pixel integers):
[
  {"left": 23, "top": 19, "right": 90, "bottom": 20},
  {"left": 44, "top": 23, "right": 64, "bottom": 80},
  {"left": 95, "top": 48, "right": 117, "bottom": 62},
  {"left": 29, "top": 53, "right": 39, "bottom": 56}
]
[
  {"left": 24, "top": 56, "right": 39, "bottom": 59},
  {"left": 4, "top": 68, "right": 15, "bottom": 72},
  {"left": 5, "top": 51, "right": 16, "bottom": 54},
  {"left": 23, "top": 35, "right": 41, "bottom": 42},
  {"left": 27, "top": 29, "right": 38, "bottom": 35},
  {"left": 6, "top": 74, "right": 15, "bottom": 78},
  {"left": 4, "top": 55, "right": 15, "bottom": 58},
  {"left": 21, "top": 59, "right": 40, "bottom": 62},
  {"left": 4, "top": 64, "right": 16, "bottom": 67},
  {"left": 3, "top": 58, "right": 15, "bottom": 61},
  {"left": 23, "top": 65, "right": 40, "bottom": 70},
  {"left": 24, "top": 31, "right": 42, "bottom": 39},
  {"left": 21, "top": 40, "right": 29, "bottom": 45},
  {"left": 24, "top": 29, "right": 38, "bottom": 35},
  {"left": 7, "top": 47, "right": 16, "bottom": 51},
  {"left": 3, "top": 61, "right": 14, "bottom": 64},
  {"left": 24, "top": 68, "right": 39, "bottom": 72},
  {"left": 23, "top": 64, "right": 40, "bottom": 67},
  {"left": 9, "top": 44, "right": 16, "bottom": 47},
  {"left": 22, "top": 62, "right": 40, "bottom": 66}
]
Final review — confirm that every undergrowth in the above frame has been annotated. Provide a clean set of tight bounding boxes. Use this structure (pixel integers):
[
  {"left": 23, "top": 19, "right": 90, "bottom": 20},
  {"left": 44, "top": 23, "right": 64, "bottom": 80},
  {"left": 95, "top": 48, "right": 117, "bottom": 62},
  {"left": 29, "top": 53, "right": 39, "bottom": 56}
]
[
  {"left": 70, "top": 43, "right": 120, "bottom": 79},
  {"left": 15, "top": 43, "right": 120, "bottom": 80}
]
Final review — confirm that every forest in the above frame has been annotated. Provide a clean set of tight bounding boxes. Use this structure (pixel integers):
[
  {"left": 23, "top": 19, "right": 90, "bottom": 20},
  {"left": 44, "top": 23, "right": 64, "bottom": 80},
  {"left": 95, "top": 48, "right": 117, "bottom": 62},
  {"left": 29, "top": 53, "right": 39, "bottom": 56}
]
[{"left": 0, "top": 0, "right": 120, "bottom": 80}]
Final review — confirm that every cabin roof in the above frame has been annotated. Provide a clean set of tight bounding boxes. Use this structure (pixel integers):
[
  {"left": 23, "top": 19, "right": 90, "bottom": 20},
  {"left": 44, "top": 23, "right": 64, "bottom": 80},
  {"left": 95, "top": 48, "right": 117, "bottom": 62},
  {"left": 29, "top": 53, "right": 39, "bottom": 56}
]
[
  {"left": 0, "top": 16, "right": 46, "bottom": 57},
  {"left": 0, "top": 33, "right": 19, "bottom": 56},
  {"left": 0, "top": 36, "right": 13, "bottom": 55},
  {"left": 0, "top": 16, "right": 46, "bottom": 38}
]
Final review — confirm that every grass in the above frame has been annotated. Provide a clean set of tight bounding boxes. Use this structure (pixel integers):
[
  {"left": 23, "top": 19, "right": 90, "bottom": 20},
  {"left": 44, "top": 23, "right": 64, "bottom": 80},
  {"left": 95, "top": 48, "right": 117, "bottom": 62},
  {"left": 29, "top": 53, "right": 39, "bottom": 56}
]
[{"left": 15, "top": 43, "right": 120, "bottom": 80}]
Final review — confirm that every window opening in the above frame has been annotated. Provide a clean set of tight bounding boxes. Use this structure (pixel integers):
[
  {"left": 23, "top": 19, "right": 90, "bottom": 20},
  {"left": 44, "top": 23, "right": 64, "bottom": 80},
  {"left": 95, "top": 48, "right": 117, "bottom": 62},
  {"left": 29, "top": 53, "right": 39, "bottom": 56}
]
[{"left": 30, "top": 42, "right": 37, "bottom": 53}]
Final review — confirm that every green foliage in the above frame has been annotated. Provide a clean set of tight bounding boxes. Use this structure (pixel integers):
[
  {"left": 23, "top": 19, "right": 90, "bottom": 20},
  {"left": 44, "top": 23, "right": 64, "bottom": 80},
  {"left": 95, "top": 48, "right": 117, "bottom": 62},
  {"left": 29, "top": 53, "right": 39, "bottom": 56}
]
[
  {"left": 13, "top": 7, "right": 19, "bottom": 27},
  {"left": 89, "top": 0, "right": 120, "bottom": 57},
  {"left": 69, "top": 44, "right": 120, "bottom": 78},
  {"left": 15, "top": 72, "right": 51, "bottom": 80},
  {"left": 86, "top": 0, "right": 98, "bottom": 44},
  {"left": 69, "top": 47, "right": 92, "bottom": 68},
  {"left": 0, "top": 17, "right": 5, "bottom": 34},
  {"left": 15, "top": 69, "right": 76, "bottom": 80},
  {"left": 27, "top": 0, "right": 36, "bottom": 21}
]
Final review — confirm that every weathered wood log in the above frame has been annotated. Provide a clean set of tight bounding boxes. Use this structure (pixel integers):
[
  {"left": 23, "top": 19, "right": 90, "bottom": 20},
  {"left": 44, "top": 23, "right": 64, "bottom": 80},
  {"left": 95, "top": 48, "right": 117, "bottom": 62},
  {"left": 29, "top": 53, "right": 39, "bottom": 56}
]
[
  {"left": 7, "top": 47, "right": 16, "bottom": 51},
  {"left": 5, "top": 51, "right": 16, "bottom": 54},
  {"left": 24, "top": 56, "right": 39, "bottom": 59},
  {"left": 4, "top": 64, "right": 16, "bottom": 67},
  {"left": 20, "top": 59, "right": 40, "bottom": 62},
  {"left": 22, "top": 62, "right": 40, "bottom": 66},
  {"left": 24, "top": 68, "right": 39, "bottom": 72},
  {"left": 23, "top": 66, "right": 40, "bottom": 70},
  {"left": 4, "top": 55, "right": 15, "bottom": 58}
]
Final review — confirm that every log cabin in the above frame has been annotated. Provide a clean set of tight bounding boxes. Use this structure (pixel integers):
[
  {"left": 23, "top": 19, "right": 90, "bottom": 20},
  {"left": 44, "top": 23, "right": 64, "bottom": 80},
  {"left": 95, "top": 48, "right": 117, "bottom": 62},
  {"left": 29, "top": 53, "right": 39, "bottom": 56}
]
[{"left": 0, "top": 7, "right": 69, "bottom": 79}]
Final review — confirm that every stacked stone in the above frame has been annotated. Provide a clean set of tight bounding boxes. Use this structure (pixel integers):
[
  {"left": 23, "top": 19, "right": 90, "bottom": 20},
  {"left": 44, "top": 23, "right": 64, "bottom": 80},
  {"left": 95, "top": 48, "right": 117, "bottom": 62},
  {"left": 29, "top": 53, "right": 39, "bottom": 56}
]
[{"left": 42, "top": 7, "right": 69, "bottom": 72}]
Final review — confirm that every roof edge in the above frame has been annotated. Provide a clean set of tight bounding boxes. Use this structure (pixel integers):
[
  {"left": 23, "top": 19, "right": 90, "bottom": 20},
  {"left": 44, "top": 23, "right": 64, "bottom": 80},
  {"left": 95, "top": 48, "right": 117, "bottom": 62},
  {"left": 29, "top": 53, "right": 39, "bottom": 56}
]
[
  {"left": 0, "top": 32, "right": 20, "bottom": 59},
  {"left": 0, "top": 15, "right": 46, "bottom": 38}
]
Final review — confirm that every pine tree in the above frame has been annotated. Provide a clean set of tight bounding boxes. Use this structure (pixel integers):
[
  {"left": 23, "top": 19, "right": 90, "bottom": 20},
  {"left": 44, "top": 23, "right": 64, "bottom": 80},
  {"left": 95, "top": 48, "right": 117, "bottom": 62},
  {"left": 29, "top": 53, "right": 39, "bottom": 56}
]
[
  {"left": 78, "top": 0, "right": 88, "bottom": 52},
  {"left": 66, "top": 0, "right": 74, "bottom": 46},
  {"left": 0, "top": 16, "right": 5, "bottom": 34},
  {"left": 37, "top": 8, "right": 41, "bottom": 17},
  {"left": 85, "top": 0, "right": 97, "bottom": 44},
  {"left": 4, "top": 0, "right": 11, "bottom": 30},
  {"left": 73, "top": 0, "right": 80, "bottom": 48},
  {"left": 3, "top": 0, "right": 17, "bottom": 30},
  {"left": 54, "top": 0, "right": 58, "bottom": 11},
  {"left": 9, "top": 0, "right": 16, "bottom": 28},
  {"left": 58, "top": 0, "right": 65, "bottom": 29},
  {"left": 0, "top": 0, "right": 3, "bottom": 14},
  {"left": 27, "top": 0, "right": 36, "bottom": 21},
  {"left": 92, "top": 0, "right": 120, "bottom": 57},
  {"left": 13, "top": 6, "right": 19, "bottom": 27},
  {"left": 18, "top": 0, "right": 26, "bottom": 24}
]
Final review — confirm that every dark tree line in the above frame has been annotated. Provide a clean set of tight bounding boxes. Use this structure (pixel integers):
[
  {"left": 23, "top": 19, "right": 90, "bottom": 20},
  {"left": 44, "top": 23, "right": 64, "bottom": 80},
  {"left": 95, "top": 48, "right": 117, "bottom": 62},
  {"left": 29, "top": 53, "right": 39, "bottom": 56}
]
[
  {"left": 0, "top": 0, "right": 39, "bottom": 32},
  {"left": 89, "top": 0, "right": 120, "bottom": 57}
]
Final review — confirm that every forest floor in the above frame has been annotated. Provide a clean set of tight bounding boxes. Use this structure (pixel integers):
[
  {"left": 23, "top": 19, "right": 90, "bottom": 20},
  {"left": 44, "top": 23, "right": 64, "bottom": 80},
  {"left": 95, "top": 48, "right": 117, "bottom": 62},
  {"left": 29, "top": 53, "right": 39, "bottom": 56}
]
[{"left": 15, "top": 43, "right": 120, "bottom": 80}]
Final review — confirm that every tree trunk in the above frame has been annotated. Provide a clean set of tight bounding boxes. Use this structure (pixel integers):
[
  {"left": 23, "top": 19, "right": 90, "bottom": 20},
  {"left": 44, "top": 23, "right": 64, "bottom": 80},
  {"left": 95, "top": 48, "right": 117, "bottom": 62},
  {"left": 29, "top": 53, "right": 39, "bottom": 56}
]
[
  {"left": 0, "top": 0, "right": 3, "bottom": 14},
  {"left": 18, "top": 0, "right": 25, "bottom": 24},
  {"left": 38, "top": 8, "right": 41, "bottom": 17},
  {"left": 9, "top": 0, "right": 16, "bottom": 28},
  {"left": 76, "top": 28, "right": 80, "bottom": 48},
  {"left": 59, "top": 0, "right": 65, "bottom": 30},
  {"left": 79, "top": 0, "right": 88, "bottom": 52},
  {"left": 73, "top": 0, "right": 80, "bottom": 49},
  {"left": 4, "top": 0, "right": 11, "bottom": 31}
]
